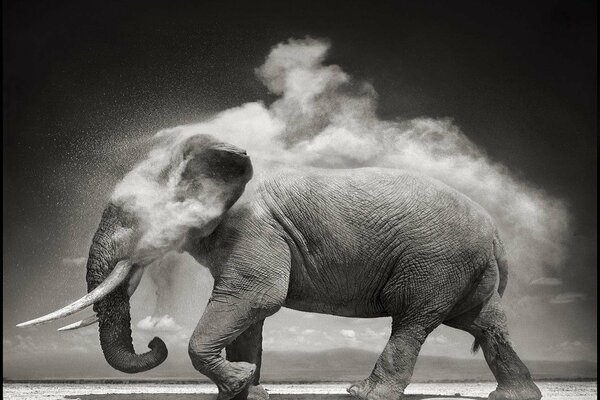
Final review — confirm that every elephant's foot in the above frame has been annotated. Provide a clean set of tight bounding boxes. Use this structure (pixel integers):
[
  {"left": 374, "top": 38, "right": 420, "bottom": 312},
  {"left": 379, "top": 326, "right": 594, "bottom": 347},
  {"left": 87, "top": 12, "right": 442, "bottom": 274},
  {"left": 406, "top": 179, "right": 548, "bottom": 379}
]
[
  {"left": 488, "top": 384, "right": 542, "bottom": 400},
  {"left": 247, "top": 385, "right": 269, "bottom": 400},
  {"left": 347, "top": 379, "right": 374, "bottom": 399},
  {"left": 215, "top": 361, "right": 257, "bottom": 400},
  {"left": 232, "top": 384, "right": 269, "bottom": 400},
  {"left": 347, "top": 378, "right": 404, "bottom": 400}
]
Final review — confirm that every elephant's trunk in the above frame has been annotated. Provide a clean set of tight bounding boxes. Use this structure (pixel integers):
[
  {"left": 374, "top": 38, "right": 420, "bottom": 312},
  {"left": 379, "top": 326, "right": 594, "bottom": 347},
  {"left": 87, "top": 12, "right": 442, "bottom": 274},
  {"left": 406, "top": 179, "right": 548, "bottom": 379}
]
[{"left": 86, "top": 204, "right": 167, "bottom": 373}]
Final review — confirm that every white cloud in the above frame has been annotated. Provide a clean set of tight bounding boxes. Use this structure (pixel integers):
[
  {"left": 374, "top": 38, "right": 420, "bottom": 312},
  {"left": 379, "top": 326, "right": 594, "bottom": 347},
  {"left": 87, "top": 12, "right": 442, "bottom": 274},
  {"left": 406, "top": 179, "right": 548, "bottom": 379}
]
[
  {"left": 137, "top": 315, "right": 183, "bottom": 332},
  {"left": 69, "top": 345, "right": 91, "bottom": 353},
  {"left": 6, "top": 334, "right": 59, "bottom": 355},
  {"left": 559, "top": 340, "right": 583, "bottom": 349},
  {"left": 340, "top": 329, "right": 356, "bottom": 339},
  {"left": 288, "top": 326, "right": 299, "bottom": 333},
  {"left": 260, "top": 317, "right": 395, "bottom": 353},
  {"left": 426, "top": 335, "right": 449, "bottom": 344},
  {"left": 263, "top": 336, "right": 276, "bottom": 348},
  {"left": 134, "top": 317, "right": 190, "bottom": 349},
  {"left": 363, "top": 328, "right": 389, "bottom": 339},
  {"left": 550, "top": 292, "right": 586, "bottom": 304},
  {"left": 61, "top": 257, "right": 87, "bottom": 268},
  {"left": 530, "top": 277, "right": 563, "bottom": 286},
  {"left": 553, "top": 340, "right": 596, "bottom": 362}
]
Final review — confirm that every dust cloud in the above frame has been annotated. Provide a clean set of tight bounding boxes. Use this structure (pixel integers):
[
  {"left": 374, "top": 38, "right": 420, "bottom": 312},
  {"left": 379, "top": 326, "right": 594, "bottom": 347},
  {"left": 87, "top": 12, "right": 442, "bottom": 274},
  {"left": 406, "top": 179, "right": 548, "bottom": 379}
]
[{"left": 112, "top": 37, "right": 569, "bottom": 301}]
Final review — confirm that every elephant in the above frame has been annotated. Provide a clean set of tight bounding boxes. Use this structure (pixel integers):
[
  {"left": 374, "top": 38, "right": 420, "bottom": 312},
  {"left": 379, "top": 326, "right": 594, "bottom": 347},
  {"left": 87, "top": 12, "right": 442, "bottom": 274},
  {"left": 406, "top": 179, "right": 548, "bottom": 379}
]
[{"left": 18, "top": 134, "right": 542, "bottom": 400}]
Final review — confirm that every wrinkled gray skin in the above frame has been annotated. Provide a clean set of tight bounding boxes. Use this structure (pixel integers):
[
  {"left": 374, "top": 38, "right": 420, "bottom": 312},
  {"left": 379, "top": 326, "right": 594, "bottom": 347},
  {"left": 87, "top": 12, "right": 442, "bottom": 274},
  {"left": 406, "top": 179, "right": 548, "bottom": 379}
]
[{"left": 85, "top": 134, "right": 542, "bottom": 400}]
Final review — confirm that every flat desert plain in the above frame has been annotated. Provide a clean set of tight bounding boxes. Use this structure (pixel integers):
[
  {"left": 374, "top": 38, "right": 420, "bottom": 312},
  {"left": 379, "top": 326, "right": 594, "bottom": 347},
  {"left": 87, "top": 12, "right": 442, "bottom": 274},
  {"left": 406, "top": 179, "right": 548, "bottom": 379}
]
[{"left": 3, "top": 382, "right": 597, "bottom": 400}]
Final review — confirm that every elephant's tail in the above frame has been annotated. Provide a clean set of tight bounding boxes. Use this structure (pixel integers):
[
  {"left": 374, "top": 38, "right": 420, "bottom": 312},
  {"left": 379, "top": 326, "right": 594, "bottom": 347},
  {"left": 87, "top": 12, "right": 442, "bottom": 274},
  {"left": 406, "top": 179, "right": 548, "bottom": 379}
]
[
  {"left": 494, "top": 234, "right": 508, "bottom": 298},
  {"left": 472, "top": 234, "right": 508, "bottom": 354}
]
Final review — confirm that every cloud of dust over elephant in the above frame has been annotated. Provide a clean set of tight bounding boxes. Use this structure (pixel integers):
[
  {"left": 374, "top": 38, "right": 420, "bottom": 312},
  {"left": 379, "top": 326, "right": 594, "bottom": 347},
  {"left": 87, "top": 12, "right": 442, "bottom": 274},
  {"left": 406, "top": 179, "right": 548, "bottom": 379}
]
[{"left": 111, "top": 37, "right": 570, "bottom": 303}]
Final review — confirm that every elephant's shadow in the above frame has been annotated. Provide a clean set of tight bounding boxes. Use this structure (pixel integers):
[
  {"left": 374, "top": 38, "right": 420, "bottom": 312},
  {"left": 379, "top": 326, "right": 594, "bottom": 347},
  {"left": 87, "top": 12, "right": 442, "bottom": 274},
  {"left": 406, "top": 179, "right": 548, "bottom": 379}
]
[{"left": 65, "top": 394, "right": 485, "bottom": 400}]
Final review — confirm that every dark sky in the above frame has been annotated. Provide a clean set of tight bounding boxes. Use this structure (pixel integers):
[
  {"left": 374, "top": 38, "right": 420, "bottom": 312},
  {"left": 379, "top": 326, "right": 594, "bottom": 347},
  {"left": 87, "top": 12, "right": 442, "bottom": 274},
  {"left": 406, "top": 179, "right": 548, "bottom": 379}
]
[{"left": 3, "top": 0, "right": 597, "bottom": 378}]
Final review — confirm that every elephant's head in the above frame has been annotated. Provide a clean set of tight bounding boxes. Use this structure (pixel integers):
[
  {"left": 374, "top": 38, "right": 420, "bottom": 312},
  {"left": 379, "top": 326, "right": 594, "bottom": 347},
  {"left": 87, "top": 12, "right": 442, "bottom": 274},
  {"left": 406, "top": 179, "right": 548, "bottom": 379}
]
[{"left": 17, "top": 134, "right": 253, "bottom": 373}]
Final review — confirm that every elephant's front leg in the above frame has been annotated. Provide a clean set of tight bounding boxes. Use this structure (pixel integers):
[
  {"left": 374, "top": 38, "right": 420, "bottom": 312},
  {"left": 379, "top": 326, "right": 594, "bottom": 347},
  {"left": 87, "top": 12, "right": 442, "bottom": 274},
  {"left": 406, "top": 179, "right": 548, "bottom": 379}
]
[
  {"left": 188, "top": 295, "right": 279, "bottom": 400},
  {"left": 226, "top": 320, "right": 269, "bottom": 400}
]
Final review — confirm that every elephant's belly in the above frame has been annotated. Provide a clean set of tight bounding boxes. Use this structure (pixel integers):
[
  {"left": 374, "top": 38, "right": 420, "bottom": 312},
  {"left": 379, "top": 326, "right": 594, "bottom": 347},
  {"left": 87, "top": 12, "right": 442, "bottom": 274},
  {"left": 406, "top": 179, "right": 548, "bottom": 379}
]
[
  {"left": 283, "top": 298, "right": 389, "bottom": 318},
  {"left": 284, "top": 262, "right": 390, "bottom": 318}
]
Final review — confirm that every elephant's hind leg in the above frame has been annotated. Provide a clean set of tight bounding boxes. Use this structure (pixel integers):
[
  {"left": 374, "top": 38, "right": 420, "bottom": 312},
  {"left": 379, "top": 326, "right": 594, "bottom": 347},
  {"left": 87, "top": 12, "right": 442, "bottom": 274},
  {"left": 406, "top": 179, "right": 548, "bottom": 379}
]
[
  {"left": 226, "top": 320, "right": 269, "bottom": 400},
  {"left": 188, "top": 296, "right": 279, "bottom": 400},
  {"left": 347, "top": 320, "right": 428, "bottom": 400},
  {"left": 446, "top": 293, "right": 542, "bottom": 400}
]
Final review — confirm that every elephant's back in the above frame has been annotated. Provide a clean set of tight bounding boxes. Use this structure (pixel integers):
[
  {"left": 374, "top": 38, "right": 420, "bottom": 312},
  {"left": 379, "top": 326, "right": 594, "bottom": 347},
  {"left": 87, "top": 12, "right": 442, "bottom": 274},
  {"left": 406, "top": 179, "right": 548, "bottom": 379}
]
[
  {"left": 257, "top": 167, "right": 497, "bottom": 254},
  {"left": 259, "top": 167, "right": 493, "bottom": 224}
]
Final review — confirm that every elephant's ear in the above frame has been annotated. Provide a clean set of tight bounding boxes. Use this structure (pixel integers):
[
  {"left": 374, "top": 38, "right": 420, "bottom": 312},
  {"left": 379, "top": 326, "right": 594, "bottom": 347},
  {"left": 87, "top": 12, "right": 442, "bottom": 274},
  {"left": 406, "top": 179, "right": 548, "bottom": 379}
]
[{"left": 174, "top": 134, "right": 253, "bottom": 237}]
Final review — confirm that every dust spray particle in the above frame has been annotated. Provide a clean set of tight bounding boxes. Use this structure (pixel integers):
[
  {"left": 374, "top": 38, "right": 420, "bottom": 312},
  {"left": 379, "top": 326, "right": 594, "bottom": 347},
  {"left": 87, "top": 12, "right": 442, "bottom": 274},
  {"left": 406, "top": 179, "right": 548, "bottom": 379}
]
[{"left": 112, "top": 37, "right": 569, "bottom": 296}]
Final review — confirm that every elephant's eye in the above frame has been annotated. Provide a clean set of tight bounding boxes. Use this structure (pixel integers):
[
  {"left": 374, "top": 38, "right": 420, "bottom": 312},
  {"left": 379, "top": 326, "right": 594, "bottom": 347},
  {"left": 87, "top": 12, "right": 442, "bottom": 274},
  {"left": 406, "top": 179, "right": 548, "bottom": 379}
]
[
  {"left": 181, "top": 148, "right": 250, "bottom": 183},
  {"left": 207, "top": 149, "right": 250, "bottom": 181},
  {"left": 175, "top": 178, "right": 204, "bottom": 201},
  {"left": 180, "top": 156, "right": 208, "bottom": 181}
]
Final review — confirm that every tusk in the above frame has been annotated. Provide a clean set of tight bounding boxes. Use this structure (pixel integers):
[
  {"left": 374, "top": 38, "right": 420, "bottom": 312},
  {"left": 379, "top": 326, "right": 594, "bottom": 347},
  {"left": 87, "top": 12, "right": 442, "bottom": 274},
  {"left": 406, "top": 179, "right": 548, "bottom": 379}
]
[
  {"left": 17, "top": 260, "right": 133, "bottom": 328},
  {"left": 57, "top": 315, "right": 99, "bottom": 331}
]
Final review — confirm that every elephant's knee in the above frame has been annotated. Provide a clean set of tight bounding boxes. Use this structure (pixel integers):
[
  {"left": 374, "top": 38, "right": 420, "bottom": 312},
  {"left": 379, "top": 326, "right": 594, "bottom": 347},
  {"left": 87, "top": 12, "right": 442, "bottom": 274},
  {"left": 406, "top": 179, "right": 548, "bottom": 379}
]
[{"left": 188, "top": 339, "right": 220, "bottom": 373}]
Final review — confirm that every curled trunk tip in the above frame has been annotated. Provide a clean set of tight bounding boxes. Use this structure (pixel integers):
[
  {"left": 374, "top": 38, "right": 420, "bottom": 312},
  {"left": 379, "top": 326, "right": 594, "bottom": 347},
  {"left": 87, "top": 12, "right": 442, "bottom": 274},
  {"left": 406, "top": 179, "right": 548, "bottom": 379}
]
[{"left": 103, "top": 335, "right": 168, "bottom": 374}]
